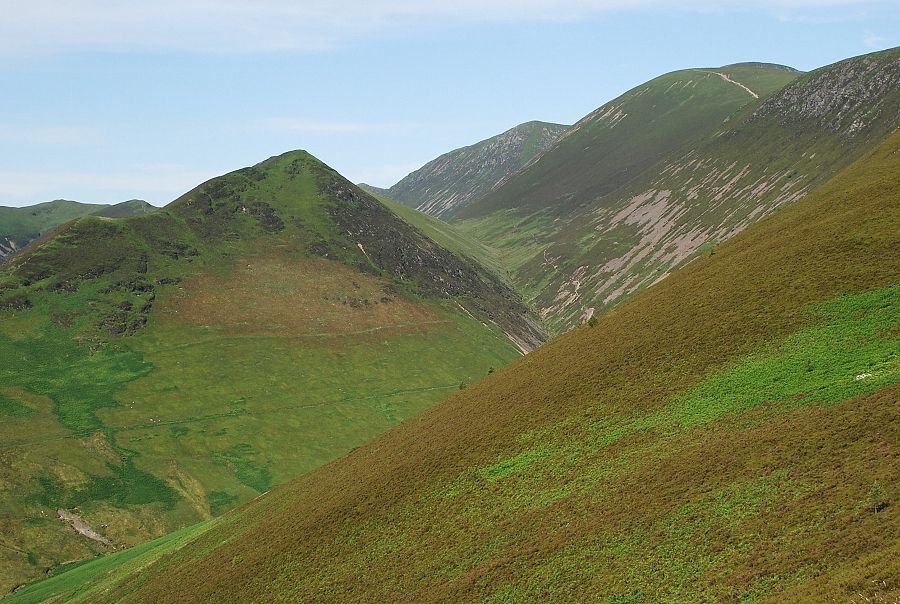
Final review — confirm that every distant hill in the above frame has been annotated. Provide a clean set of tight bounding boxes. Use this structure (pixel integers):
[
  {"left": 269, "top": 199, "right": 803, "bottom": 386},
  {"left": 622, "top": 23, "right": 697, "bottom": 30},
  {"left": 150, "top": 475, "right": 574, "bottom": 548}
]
[
  {"left": 386, "top": 120, "right": 569, "bottom": 218},
  {"left": 0, "top": 151, "right": 543, "bottom": 593},
  {"left": 0, "top": 199, "right": 155, "bottom": 262},
  {"left": 358, "top": 183, "right": 391, "bottom": 198},
  {"left": 455, "top": 51, "right": 900, "bottom": 332},
  {"left": 93, "top": 199, "right": 155, "bottom": 219},
  {"left": 28, "top": 100, "right": 900, "bottom": 604}
]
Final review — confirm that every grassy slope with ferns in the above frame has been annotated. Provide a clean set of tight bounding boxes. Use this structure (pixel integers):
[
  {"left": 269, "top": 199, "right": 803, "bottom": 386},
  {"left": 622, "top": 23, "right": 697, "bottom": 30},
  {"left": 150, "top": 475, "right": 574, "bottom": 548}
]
[
  {"left": 0, "top": 152, "right": 541, "bottom": 594},
  {"left": 18, "top": 112, "right": 900, "bottom": 603}
]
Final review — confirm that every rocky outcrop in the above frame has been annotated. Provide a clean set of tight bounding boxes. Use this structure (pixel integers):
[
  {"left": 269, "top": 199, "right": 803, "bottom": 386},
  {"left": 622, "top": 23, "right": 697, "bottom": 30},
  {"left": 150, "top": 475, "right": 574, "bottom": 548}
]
[
  {"left": 389, "top": 121, "right": 568, "bottom": 218},
  {"left": 749, "top": 50, "right": 900, "bottom": 138},
  {"left": 0, "top": 237, "right": 20, "bottom": 262},
  {"left": 751, "top": 49, "right": 900, "bottom": 137}
]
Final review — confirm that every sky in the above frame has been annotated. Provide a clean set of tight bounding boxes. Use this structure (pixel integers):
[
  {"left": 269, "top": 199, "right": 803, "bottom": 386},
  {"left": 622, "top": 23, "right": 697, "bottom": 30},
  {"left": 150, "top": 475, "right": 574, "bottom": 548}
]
[{"left": 0, "top": 0, "right": 898, "bottom": 207}]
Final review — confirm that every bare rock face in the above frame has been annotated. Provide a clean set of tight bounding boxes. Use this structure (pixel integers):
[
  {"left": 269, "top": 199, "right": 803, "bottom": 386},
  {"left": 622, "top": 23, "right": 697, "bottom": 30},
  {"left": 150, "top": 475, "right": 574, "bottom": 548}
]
[
  {"left": 752, "top": 51, "right": 900, "bottom": 137},
  {"left": 0, "top": 237, "right": 19, "bottom": 262},
  {"left": 388, "top": 121, "right": 569, "bottom": 219}
]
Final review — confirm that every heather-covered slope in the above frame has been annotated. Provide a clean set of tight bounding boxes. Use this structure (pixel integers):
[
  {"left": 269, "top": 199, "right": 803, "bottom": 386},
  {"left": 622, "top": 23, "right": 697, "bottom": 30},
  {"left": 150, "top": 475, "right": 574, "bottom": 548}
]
[
  {"left": 29, "top": 107, "right": 900, "bottom": 604},
  {"left": 387, "top": 121, "right": 568, "bottom": 218},
  {"left": 0, "top": 152, "right": 543, "bottom": 593},
  {"left": 457, "top": 50, "right": 900, "bottom": 332}
]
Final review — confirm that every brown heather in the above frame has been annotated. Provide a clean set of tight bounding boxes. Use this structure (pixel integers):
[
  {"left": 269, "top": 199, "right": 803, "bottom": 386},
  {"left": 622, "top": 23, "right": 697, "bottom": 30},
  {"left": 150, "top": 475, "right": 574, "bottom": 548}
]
[{"left": 85, "top": 129, "right": 900, "bottom": 602}]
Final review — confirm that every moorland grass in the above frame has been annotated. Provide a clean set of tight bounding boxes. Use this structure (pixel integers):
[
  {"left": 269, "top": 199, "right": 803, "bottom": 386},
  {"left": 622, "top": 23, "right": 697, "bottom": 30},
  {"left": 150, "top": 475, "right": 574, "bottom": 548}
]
[{"left": 38, "top": 101, "right": 900, "bottom": 604}]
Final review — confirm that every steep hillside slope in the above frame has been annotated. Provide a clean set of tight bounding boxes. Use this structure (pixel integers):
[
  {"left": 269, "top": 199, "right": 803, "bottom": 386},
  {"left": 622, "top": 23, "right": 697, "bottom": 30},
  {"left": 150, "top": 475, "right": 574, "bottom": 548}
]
[
  {"left": 0, "top": 152, "right": 543, "bottom": 593},
  {"left": 376, "top": 194, "right": 509, "bottom": 281},
  {"left": 0, "top": 200, "right": 154, "bottom": 262},
  {"left": 26, "top": 107, "right": 900, "bottom": 604},
  {"left": 388, "top": 121, "right": 568, "bottom": 218},
  {"left": 458, "top": 51, "right": 900, "bottom": 332},
  {"left": 458, "top": 63, "right": 799, "bottom": 220}
]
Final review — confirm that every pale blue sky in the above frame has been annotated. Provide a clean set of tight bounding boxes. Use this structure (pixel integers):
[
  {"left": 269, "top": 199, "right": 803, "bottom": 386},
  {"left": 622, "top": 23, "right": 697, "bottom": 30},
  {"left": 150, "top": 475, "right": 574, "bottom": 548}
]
[{"left": 1, "top": 1, "right": 897, "bottom": 207}]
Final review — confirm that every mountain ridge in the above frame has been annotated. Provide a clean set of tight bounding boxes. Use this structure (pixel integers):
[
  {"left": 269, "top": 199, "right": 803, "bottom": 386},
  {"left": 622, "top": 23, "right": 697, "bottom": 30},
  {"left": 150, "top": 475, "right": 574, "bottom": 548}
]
[
  {"left": 0, "top": 199, "right": 154, "bottom": 262},
  {"left": 387, "top": 120, "right": 569, "bottom": 219},
  {"left": 454, "top": 48, "right": 900, "bottom": 332}
]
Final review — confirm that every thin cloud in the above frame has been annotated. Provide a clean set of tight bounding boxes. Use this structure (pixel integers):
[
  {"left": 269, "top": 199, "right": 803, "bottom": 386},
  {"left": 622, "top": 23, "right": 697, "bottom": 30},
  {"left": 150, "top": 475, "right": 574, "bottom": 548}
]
[
  {"left": 863, "top": 31, "right": 887, "bottom": 48},
  {"left": 0, "top": 0, "right": 893, "bottom": 55},
  {"left": 261, "top": 118, "right": 389, "bottom": 135},
  {"left": 0, "top": 125, "right": 99, "bottom": 145}
]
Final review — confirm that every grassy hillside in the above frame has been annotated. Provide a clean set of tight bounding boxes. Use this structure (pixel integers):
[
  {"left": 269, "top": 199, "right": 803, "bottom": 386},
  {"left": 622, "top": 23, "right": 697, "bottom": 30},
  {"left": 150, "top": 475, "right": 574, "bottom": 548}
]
[
  {"left": 456, "top": 50, "right": 900, "bottom": 332},
  {"left": 388, "top": 121, "right": 569, "bottom": 218},
  {"left": 0, "top": 151, "right": 543, "bottom": 594},
  {"left": 458, "top": 63, "right": 798, "bottom": 221},
  {"left": 0, "top": 200, "right": 154, "bottom": 262},
  {"left": 21, "top": 101, "right": 900, "bottom": 604}
]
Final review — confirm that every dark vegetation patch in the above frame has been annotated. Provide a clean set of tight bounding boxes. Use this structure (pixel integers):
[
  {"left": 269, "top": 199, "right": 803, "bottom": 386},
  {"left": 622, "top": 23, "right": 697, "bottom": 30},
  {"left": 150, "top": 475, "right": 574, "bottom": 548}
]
[
  {"left": 0, "top": 327, "right": 152, "bottom": 433},
  {"left": 30, "top": 459, "right": 178, "bottom": 510},
  {"left": 214, "top": 444, "right": 272, "bottom": 493},
  {"left": 0, "top": 292, "right": 31, "bottom": 310},
  {"left": 207, "top": 491, "right": 238, "bottom": 516},
  {"left": 314, "top": 164, "right": 545, "bottom": 349},
  {"left": 0, "top": 393, "right": 35, "bottom": 417},
  {"left": 245, "top": 201, "right": 285, "bottom": 233}
]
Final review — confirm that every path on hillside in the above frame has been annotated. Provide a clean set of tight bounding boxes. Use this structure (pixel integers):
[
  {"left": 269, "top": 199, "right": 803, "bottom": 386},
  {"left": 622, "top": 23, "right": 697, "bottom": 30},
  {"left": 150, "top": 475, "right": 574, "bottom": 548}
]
[{"left": 703, "top": 71, "right": 759, "bottom": 99}]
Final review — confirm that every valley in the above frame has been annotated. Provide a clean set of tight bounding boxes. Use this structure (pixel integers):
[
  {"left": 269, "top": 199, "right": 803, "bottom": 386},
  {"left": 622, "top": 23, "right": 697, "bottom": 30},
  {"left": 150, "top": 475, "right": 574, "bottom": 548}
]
[
  {"left": 11, "top": 100, "right": 898, "bottom": 604},
  {"left": 1, "top": 40, "right": 898, "bottom": 604}
]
